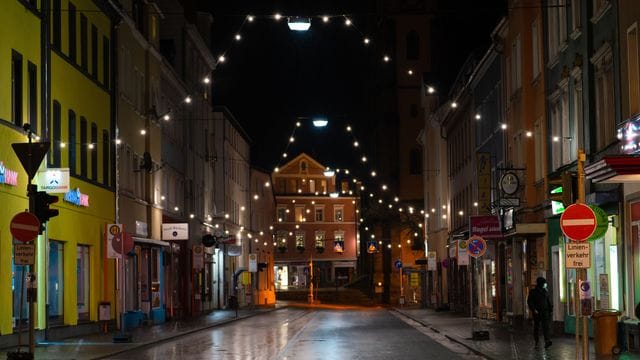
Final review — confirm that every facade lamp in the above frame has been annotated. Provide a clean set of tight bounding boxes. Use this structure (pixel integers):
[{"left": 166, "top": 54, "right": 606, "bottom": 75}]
[{"left": 288, "top": 17, "right": 311, "bottom": 31}]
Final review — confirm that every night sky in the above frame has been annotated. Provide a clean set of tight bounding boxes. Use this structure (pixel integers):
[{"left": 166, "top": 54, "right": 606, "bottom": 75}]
[{"left": 205, "top": 0, "right": 507, "bottom": 171}]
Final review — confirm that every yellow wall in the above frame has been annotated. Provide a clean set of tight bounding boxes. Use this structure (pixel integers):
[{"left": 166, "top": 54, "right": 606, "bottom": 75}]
[{"left": 0, "top": 1, "right": 42, "bottom": 335}]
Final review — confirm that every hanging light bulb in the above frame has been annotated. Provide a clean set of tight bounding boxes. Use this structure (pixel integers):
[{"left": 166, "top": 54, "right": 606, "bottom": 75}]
[
  {"left": 234, "top": 34, "right": 242, "bottom": 41},
  {"left": 363, "top": 37, "right": 370, "bottom": 45},
  {"left": 247, "top": 15, "right": 255, "bottom": 22}
]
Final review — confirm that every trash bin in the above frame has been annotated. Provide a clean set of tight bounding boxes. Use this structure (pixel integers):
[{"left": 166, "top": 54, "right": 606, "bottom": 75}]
[{"left": 593, "top": 309, "right": 622, "bottom": 355}]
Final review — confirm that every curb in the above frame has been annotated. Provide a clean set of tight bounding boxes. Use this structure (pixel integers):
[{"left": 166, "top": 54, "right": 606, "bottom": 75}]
[
  {"left": 391, "top": 308, "right": 496, "bottom": 360},
  {"left": 92, "top": 305, "right": 287, "bottom": 360}
]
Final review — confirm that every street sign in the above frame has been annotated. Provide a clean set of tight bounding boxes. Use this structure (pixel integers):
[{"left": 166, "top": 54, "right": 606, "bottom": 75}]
[
  {"left": 560, "top": 203, "right": 596, "bottom": 241},
  {"left": 467, "top": 235, "right": 487, "bottom": 258},
  {"left": 458, "top": 240, "right": 469, "bottom": 265},
  {"left": 10, "top": 212, "right": 40, "bottom": 242},
  {"left": 394, "top": 259, "right": 403, "bottom": 269},
  {"left": 12, "top": 142, "right": 50, "bottom": 180},
  {"left": 579, "top": 280, "right": 591, "bottom": 299},
  {"left": 249, "top": 253, "right": 257, "bottom": 272},
  {"left": 14, "top": 244, "right": 35, "bottom": 265},
  {"left": 427, "top": 251, "right": 437, "bottom": 271},
  {"left": 565, "top": 242, "right": 591, "bottom": 269}
]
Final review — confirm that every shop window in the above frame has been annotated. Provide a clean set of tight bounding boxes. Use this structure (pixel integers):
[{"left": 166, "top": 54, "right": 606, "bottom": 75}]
[
  {"left": 151, "top": 248, "right": 161, "bottom": 309},
  {"left": 125, "top": 249, "right": 139, "bottom": 311},
  {"left": 77, "top": 245, "right": 90, "bottom": 321},
  {"left": 48, "top": 241, "right": 64, "bottom": 325},
  {"left": 12, "top": 254, "right": 28, "bottom": 329},
  {"left": 277, "top": 207, "right": 286, "bottom": 222}
]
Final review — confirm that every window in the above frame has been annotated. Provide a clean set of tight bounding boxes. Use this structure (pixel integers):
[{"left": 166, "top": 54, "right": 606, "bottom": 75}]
[
  {"left": 532, "top": 19, "right": 540, "bottom": 79},
  {"left": 52, "top": 101, "right": 61, "bottom": 167},
  {"left": 334, "top": 206, "right": 344, "bottom": 222},
  {"left": 547, "top": 0, "right": 559, "bottom": 60},
  {"left": 91, "top": 123, "right": 97, "bottom": 180},
  {"left": 571, "top": 73, "right": 583, "bottom": 161},
  {"left": 314, "top": 231, "right": 325, "bottom": 248},
  {"left": 558, "top": 0, "right": 567, "bottom": 44},
  {"left": 277, "top": 207, "right": 286, "bottom": 222},
  {"left": 295, "top": 232, "right": 305, "bottom": 248},
  {"left": 511, "top": 34, "right": 522, "bottom": 92},
  {"left": 534, "top": 119, "right": 543, "bottom": 181},
  {"left": 551, "top": 98, "right": 562, "bottom": 170},
  {"left": 334, "top": 231, "right": 345, "bottom": 253},
  {"left": 68, "top": 2, "right": 76, "bottom": 62},
  {"left": 295, "top": 205, "right": 304, "bottom": 222},
  {"left": 80, "top": 14, "right": 87, "bottom": 70},
  {"left": 52, "top": 0, "right": 61, "bottom": 49},
  {"left": 592, "top": 44, "right": 615, "bottom": 150},
  {"left": 410, "top": 148, "right": 422, "bottom": 175},
  {"left": 102, "top": 36, "right": 110, "bottom": 87},
  {"left": 77, "top": 245, "right": 90, "bottom": 321},
  {"left": 406, "top": 30, "right": 419, "bottom": 60},
  {"left": 628, "top": 24, "right": 640, "bottom": 115},
  {"left": 300, "top": 160, "right": 307, "bottom": 173},
  {"left": 102, "top": 130, "right": 109, "bottom": 186},
  {"left": 276, "top": 231, "right": 288, "bottom": 249},
  {"left": 315, "top": 207, "right": 324, "bottom": 222},
  {"left": 28, "top": 62, "right": 37, "bottom": 134},
  {"left": 68, "top": 110, "right": 76, "bottom": 174},
  {"left": 11, "top": 50, "right": 23, "bottom": 127},
  {"left": 48, "top": 241, "right": 64, "bottom": 325},
  {"left": 561, "top": 86, "right": 571, "bottom": 165},
  {"left": 80, "top": 117, "right": 87, "bottom": 177},
  {"left": 571, "top": 0, "right": 582, "bottom": 34},
  {"left": 91, "top": 25, "right": 98, "bottom": 78}
]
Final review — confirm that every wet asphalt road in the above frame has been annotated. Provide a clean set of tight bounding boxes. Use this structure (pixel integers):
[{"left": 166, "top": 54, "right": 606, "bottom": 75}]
[{"left": 105, "top": 308, "right": 477, "bottom": 360}]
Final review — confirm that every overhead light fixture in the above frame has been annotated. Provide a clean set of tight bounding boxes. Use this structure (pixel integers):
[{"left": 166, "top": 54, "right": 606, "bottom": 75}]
[
  {"left": 324, "top": 168, "right": 335, "bottom": 177},
  {"left": 313, "top": 118, "right": 328, "bottom": 127},
  {"left": 288, "top": 17, "right": 311, "bottom": 31}
]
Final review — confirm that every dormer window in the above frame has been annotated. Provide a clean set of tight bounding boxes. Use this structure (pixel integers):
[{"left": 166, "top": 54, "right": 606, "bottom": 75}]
[{"left": 300, "top": 160, "right": 308, "bottom": 173}]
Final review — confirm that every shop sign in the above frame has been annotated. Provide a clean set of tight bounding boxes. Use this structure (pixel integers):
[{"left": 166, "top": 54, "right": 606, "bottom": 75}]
[
  {"left": 427, "top": 251, "right": 437, "bottom": 271},
  {"left": 36, "top": 168, "right": 69, "bottom": 193},
  {"left": 227, "top": 245, "right": 242, "bottom": 256},
  {"left": 14, "top": 244, "right": 35, "bottom": 265},
  {"left": 0, "top": 161, "right": 18, "bottom": 186},
  {"left": 64, "top": 188, "right": 89, "bottom": 207},
  {"left": 470, "top": 215, "right": 502, "bottom": 239},
  {"left": 193, "top": 245, "right": 204, "bottom": 270},
  {"left": 162, "top": 223, "right": 188, "bottom": 240},
  {"left": 565, "top": 243, "right": 591, "bottom": 269},
  {"left": 458, "top": 240, "right": 469, "bottom": 265},
  {"left": 410, "top": 272, "right": 419, "bottom": 287}
]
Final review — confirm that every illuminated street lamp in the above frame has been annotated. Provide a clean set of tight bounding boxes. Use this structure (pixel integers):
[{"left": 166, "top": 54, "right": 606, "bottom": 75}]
[{"left": 288, "top": 17, "right": 311, "bottom": 31}]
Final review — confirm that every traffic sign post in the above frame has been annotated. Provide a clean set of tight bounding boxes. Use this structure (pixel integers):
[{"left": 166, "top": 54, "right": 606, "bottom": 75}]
[
  {"left": 467, "top": 235, "right": 487, "bottom": 258},
  {"left": 560, "top": 203, "right": 597, "bottom": 241},
  {"left": 10, "top": 212, "right": 40, "bottom": 243}
]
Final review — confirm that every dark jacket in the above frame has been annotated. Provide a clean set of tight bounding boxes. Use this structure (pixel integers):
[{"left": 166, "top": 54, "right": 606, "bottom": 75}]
[{"left": 527, "top": 286, "right": 553, "bottom": 317}]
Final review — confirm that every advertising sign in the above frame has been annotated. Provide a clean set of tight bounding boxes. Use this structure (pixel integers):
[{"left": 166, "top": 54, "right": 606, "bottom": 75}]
[
  {"left": 458, "top": 240, "right": 469, "bottom": 265},
  {"left": 162, "top": 223, "right": 189, "bottom": 240},
  {"left": 470, "top": 215, "right": 502, "bottom": 239},
  {"left": 37, "top": 168, "right": 69, "bottom": 193},
  {"left": 565, "top": 243, "right": 591, "bottom": 269},
  {"left": 427, "top": 251, "right": 437, "bottom": 271},
  {"left": 0, "top": 161, "right": 19, "bottom": 186}
]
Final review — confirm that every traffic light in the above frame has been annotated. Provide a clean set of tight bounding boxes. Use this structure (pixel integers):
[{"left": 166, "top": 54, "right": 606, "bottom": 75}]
[
  {"left": 548, "top": 172, "right": 576, "bottom": 212},
  {"left": 34, "top": 191, "right": 59, "bottom": 232}
]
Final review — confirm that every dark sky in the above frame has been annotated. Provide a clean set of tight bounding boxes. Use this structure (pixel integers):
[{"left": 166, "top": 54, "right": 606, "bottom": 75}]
[{"left": 205, "top": 0, "right": 507, "bottom": 171}]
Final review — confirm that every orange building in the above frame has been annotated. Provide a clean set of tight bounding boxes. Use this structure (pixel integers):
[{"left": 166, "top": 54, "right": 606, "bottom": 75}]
[{"left": 271, "top": 153, "right": 358, "bottom": 289}]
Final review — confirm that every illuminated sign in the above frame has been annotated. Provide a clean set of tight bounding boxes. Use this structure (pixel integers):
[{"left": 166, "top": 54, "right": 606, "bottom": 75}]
[
  {"left": 0, "top": 161, "right": 19, "bottom": 186},
  {"left": 618, "top": 116, "right": 640, "bottom": 154},
  {"left": 64, "top": 188, "right": 90, "bottom": 207},
  {"left": 37, "top": 168, "right": 70, "bottom": 193}
]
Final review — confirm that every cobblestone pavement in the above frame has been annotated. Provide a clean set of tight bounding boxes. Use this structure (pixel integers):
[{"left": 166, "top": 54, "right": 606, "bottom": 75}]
[{"left": 395, "top": 307, "right": 640, "bottom": 360}]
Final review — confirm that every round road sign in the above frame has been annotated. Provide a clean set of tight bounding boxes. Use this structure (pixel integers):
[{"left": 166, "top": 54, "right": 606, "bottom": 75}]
[
  {"left": 560, "top": 203, "right": 596, "bottom": 241},
  {"left": 10, "top": 212, "right": 40, "bottom": 243},
  {"left": 468, "top": 235, "right": 487, "bottom": 258}
]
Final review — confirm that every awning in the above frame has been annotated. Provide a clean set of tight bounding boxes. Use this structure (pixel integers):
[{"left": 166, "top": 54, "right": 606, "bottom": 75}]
[
  {"left": 132, "top": 236, "right": 170, "bottom": 247},
  {"left": 585, "top": 155, "right": 640, "bottom": 183},
  {"left": 503, "top": 223, "right": 547, "bottom": 237}
]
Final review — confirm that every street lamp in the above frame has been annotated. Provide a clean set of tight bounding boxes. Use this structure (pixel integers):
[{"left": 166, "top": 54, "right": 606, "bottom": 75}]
[
  {"left": 312, "top": 118, "right": 328, "bottom": 127},
  {"left": 287, "top": 17, "right": 311, "bottom": 31}
]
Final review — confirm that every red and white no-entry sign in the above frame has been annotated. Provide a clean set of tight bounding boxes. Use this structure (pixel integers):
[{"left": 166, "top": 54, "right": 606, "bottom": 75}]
[
  {"left": 560, "top": 203, "right": 596, "bottom": 242},
  {"left": 10, "top": 212, "right": 40, "bottom": 243}
]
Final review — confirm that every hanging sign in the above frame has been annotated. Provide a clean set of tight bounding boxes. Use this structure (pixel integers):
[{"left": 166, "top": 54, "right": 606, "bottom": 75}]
[
  {"left": 37, "top": 168, "right": 69, "bottom": 193},
  {"left": 193, "top": 245, "right": 204, "bottom": 270},
  {"left": 64, "top": 188, "right": 89, "bottom": 207},
  {"left": 588, "top": 205, "right": 608, "bottom": 240},
  {"left": 458, "top": 240, "right": 469, "bottom": 265},
  {"left": 565, "top": 242, "right": 591, "bottom": 269},
  {"left": 162, "top": 223, "right": 189, "bottom": 240},
  {"left": 0, "top": 161, "right": 19, "bottom": 186},
  {"left": 470, "top": 215, "right": 502, "bottom": 239}
]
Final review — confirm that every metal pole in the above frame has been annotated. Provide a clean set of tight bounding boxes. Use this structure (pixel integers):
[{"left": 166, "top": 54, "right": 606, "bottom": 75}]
[
  {"left": 470, "top": 258, "right": 474, "bottom": 333},
  {"left": 577, "top": 149, "right": 587, "bottom": 360}
]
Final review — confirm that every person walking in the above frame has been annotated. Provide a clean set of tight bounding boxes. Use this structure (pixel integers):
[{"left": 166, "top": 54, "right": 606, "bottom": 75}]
[{"left": 527, "top": 277, "right": 553, "bottom": 348}]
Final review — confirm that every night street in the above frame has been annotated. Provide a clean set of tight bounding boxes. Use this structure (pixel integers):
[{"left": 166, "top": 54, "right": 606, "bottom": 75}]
[{"left": 103, "top": 308, "right": 478, "bottom": 360}]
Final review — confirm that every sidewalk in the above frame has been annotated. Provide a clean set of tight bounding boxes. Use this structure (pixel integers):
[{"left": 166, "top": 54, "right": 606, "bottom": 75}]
[
  {"left": 394, "top": 307, "right": 640, "bottom": 360},
  {"left": 0, "top": 305, "right": 285, "bottom": 360}
]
